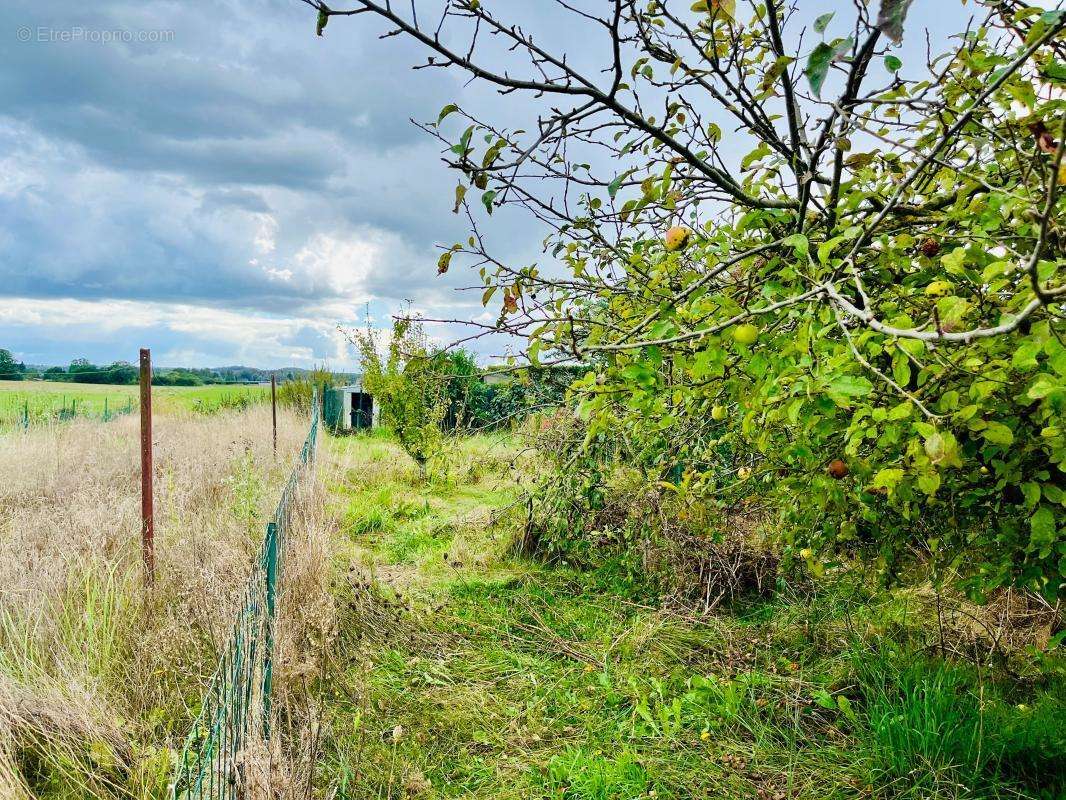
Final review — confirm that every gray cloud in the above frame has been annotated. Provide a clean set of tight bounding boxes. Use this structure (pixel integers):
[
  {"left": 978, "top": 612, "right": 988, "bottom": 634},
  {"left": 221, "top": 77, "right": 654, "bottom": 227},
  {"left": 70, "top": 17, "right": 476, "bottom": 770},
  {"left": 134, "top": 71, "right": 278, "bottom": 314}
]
[{"left": 0, "top": 0, "right": 983, "bottom": 367}]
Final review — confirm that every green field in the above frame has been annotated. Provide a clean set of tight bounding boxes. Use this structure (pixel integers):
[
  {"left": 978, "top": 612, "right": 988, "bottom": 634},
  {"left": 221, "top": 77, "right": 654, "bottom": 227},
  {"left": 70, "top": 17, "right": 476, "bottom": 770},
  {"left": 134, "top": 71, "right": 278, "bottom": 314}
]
[{"left": 0, "top": 380, "right": 269, "bottom": 428}]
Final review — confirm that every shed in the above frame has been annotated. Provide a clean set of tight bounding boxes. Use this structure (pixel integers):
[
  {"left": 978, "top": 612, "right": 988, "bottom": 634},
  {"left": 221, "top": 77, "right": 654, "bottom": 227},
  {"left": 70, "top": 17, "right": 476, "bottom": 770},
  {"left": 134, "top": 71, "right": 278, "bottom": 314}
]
[{"left": 323, "top": 376, "right": 377, "bottom": 432}]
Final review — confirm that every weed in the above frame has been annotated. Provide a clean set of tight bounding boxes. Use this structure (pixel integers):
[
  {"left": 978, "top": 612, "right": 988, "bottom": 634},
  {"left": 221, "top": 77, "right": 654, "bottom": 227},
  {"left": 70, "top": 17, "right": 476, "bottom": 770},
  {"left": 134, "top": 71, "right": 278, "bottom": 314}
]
[{"left": 537, "top": 747, "right": 652, "bottom": 800}]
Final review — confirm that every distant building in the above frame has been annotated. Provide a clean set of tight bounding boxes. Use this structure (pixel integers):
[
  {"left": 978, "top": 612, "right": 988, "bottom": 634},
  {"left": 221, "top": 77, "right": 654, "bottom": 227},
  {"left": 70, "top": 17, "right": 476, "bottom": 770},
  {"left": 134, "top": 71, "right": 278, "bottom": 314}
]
[{"left": 323, "top": 376, "right": 377, "bottom": 432}]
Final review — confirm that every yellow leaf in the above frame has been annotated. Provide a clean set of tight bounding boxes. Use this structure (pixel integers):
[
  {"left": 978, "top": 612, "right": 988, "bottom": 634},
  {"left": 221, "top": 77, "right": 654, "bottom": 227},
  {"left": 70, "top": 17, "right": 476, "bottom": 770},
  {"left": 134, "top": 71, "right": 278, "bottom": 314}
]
[
  {"left": 712, "top": 0, "right": 736, "bottom": 19},
  {"left": 693, "top": 0, "right": 733, "bottom": 18}
]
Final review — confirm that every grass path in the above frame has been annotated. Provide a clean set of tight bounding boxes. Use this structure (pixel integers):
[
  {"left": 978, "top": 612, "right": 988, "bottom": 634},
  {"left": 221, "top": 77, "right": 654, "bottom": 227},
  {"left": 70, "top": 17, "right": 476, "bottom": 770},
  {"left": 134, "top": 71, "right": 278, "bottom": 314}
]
[{"left": 317, "top": 433, "right": 867, "bottom": 800}]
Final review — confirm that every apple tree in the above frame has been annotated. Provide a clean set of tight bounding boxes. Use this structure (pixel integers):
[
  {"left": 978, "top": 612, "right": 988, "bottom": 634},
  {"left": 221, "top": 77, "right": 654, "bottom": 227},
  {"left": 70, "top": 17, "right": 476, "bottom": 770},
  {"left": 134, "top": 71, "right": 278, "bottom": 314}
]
[{"left": 310, "top": 0, "right": 1066, "bottom": 598}]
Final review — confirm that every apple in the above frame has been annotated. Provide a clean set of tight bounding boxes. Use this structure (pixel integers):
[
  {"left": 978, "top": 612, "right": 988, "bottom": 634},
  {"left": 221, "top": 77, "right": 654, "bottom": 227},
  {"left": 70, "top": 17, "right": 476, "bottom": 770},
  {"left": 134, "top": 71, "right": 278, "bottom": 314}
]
[
  {"left": 925, "top": 280, "right": 954, "bottom": 297},
  {"left": 664, "top": 226, "right": 691, "bottom": 252},
  {"left": 919, "top": 238, "right": 941, "bottom": 258},
  {"left": 733, "top": 324, "right": 759, "bottom": 346}
]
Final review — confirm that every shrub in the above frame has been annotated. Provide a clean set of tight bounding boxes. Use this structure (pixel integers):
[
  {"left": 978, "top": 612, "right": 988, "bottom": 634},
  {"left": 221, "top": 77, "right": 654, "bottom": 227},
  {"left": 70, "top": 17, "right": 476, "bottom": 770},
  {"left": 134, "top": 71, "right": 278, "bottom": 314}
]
[
  {"left": 276, "top": 367, "right": 335, "bottom": 414},
  {"left": 353, "top": 319, "right": 447, "bottom": 479}
]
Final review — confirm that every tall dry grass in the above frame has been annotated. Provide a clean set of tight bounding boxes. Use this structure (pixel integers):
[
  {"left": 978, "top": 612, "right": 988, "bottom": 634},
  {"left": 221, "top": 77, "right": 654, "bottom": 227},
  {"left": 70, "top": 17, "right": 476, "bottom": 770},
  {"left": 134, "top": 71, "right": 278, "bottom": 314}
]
[{"left": 0, "top": 406, "right": 337, "bottom": 798}]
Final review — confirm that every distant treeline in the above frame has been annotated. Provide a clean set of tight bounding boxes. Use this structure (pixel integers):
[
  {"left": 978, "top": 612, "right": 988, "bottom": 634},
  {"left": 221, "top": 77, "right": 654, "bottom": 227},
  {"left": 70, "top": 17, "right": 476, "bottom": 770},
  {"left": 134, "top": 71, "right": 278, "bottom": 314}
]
[{"left": 0, "top": 349, "right": 355, "bottom": 386}]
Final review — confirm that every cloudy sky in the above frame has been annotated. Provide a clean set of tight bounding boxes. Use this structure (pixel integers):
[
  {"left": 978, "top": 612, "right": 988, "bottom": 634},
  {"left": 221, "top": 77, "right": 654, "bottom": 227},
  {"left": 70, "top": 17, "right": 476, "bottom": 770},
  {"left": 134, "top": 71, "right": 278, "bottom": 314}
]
[{"left": 0, "top": 0, "right": 1032, "bottom": 369}]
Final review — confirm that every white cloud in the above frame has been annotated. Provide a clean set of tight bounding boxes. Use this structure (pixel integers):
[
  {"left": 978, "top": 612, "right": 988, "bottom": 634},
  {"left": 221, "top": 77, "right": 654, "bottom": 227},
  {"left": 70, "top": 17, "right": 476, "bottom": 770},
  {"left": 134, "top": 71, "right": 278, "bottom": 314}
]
[{"left": 0, "top": 297, "right": 366, "bottom": 369}]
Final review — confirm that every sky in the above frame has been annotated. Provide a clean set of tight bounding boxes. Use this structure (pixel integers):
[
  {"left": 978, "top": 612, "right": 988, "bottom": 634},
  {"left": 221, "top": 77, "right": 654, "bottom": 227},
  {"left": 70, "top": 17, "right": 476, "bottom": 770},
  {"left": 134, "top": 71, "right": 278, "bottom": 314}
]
[{"left": 0, "top": 0, "right": 1042, "bottom": 369}]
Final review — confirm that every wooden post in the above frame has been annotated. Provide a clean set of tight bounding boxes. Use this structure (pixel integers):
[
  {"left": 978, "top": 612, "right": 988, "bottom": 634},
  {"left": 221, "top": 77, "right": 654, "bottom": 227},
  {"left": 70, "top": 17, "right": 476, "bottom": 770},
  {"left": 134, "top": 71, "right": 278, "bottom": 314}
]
[
  {"left": 270, "top": 374, "right": 278, "bottom": 457},
  {"left": 139, "top": 348, "right": 154, "bottom": 586}
]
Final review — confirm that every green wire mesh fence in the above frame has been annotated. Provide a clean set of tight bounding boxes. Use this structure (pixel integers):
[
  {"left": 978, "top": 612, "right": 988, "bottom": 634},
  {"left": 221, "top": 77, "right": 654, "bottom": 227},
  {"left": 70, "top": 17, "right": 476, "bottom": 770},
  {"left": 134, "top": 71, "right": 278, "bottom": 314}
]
[
  {"left": 5, "top": 395, "right": 137, "bottom": 430},
  {"left": 171, "top": 394, "right": 319, "bottom": 799}
]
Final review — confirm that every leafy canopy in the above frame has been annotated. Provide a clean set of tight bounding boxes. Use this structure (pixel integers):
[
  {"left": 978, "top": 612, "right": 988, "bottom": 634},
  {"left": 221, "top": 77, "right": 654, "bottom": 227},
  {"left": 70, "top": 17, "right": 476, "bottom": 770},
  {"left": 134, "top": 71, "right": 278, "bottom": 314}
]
[{"left": 314, "top": 1, "right": 1065, "bottom": 598}]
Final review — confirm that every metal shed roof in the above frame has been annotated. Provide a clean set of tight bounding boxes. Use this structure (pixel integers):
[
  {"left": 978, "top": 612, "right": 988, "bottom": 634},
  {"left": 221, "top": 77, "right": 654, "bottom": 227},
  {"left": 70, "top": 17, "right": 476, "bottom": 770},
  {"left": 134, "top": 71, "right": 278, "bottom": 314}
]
[{"left": 335, "top": 374, "right": 366, "bottom": 392}]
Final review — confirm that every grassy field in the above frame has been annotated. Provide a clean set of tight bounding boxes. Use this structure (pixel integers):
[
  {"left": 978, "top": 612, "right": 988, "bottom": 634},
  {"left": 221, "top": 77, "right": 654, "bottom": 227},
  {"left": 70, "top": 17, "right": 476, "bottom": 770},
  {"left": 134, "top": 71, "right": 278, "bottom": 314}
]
[
  {"left": 0, "top": 380, "right": 269, "bottom": 428},
  {"left": 0, "top": 404, "right": 329, "bottom": 798},
  {"left": 0, "top": 419, "right": 1060, "bottom": 798},
  {"left": 316, "top": 434, "right": 1064, "bottom": 800}
]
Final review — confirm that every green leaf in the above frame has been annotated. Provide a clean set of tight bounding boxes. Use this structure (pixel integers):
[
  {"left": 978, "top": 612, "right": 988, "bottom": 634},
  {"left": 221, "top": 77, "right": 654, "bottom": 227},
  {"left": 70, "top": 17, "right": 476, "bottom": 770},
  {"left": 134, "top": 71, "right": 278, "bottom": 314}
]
[
  {"left": 872, "top": 468, "right": 905, "bottom": 492},
  {"left": 1021, "top": 482, "right": 1041, "bottom": 509},
  {"left": 760, "top": 56, "right": 795, "bottom": 92},
  {"left": 836, "top": 695, "right": 857, "bottom": 723},
  {"left": 1030, "top": 506, "right": 1057, "bottom": 554},
  {"left": 876, "top": 0, "right": 915, "bottom": 44},
  {"left": 825, "top": 375, "right": 873, "bottom": 398},
  {"left": 917, "top": 471, "right": 940, "bottom": 496},
  {"left": 892, "top": 353, "right": 910, "bottom": 387},
  {"left": 621, "top": 363, "right": 656, "bottom": 388},
  {"left": 1012, "top": 340, "right": 1042, "bottom": 371},
  {"left": 940, "top": 246, "right": 967, "bottom": 273},
  {"left": 814, "top": 12, "right": 834, "bottom": 34},
  {"left": 481, "top": 190, "right": 496, "bottom": 215},
  {"left": 436, "top": 251, "right": 452, "bottom": 275},
  {"left": 453, "top": 184, "right": 467, "bottom": 214},
  {"left": 817, "top": 236, "right": 844, "bottom": 265},
  {"left": 805, "top": 37, "right": 852, "bottom": 97},
  {"left": 884, "top": 55, "right": 902, "bottom": 72},
  {"left": 981, "top": 421, "right": 1014, "bottom": 447},
  {"left": 844, "top": 152, "right": 877, "bottom": 169},
  {"left": 783, "top": 233, "right": 809, "bottom": 257},
  {"left": 805, "top": 43, "right": 835, "bottom": 98},
  {"left": 608, "top": 170, "right": 631, "bottom": 199},
  {"left": 451, "top": 125, "right": 475, "bottom": 157},
  {"left": 1027, "top": 374, "right": 1060, "bottom": 400},
  {"left": 316, "top": 9, "right": 328, "bottom": 36},
  {"left": 812, "top": 688, "right": 835, "bottom": 709},
  {"left": 1042, "top": 59, "right": 1066, "bottom": 84},
  {"left": 437, "top": 103, "right": 459, "bottom": 124}
]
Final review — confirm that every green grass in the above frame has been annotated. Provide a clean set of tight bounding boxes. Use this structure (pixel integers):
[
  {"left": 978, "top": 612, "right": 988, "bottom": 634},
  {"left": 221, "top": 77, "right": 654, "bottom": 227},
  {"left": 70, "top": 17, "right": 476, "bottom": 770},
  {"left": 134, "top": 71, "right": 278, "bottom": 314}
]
[
  {"left": 318, "top": 432, "right": 1065, "bottom": 800},
  {"left": 0, "top": 379, "right": 269, "bottom": 427},
  {"left": 857, "top": 653, "right": 1066, "bottom": 799},
  {"left": 319, "top": 434, "right": 861, "bottom": 799}
]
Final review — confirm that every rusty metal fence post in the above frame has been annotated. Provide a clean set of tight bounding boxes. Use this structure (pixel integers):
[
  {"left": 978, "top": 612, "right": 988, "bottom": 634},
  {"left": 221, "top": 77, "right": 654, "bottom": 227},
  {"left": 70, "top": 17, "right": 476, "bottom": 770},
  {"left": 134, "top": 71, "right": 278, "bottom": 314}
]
[{"left": 140, "top": 348, "right": 154, "bottom": 586}]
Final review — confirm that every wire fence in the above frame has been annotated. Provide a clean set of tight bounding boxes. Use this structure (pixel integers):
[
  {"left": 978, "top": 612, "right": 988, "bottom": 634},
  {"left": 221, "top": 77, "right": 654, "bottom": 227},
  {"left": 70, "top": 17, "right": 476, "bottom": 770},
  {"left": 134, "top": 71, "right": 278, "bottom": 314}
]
[
  {"left": 171, "top": 394, "right": 319, "bottom": 799},
  {"left": 1, "top": 395, "right": 137, "bottom": 430}
]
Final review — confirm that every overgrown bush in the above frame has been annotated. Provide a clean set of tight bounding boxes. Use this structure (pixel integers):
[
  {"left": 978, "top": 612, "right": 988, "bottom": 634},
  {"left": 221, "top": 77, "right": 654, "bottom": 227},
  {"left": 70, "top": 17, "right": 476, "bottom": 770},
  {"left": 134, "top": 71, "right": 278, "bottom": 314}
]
[
  {"left": 276, "top": 366, "right": 335, "bottom": 414},
  {"left": 522, "top": 410, "right": 781, "bottom": 610}
]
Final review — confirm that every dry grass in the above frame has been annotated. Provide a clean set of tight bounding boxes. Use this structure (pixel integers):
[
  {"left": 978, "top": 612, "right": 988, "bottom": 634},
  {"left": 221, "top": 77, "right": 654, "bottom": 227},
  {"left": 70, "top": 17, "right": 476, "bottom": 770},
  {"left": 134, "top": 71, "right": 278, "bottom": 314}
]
[{"left": 0, "top": 406, "right": 337, "bottom": 798}]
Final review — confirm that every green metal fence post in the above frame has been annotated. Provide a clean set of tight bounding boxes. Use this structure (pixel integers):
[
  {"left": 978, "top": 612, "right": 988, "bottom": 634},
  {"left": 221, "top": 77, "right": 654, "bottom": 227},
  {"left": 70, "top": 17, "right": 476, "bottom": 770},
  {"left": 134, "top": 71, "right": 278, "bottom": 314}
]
[
  {"left": 261, "top": 522, "right": 279, "bottom": 739},
  {"left": 104, "top": 396, "right": 109, "bottom": 422}
]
